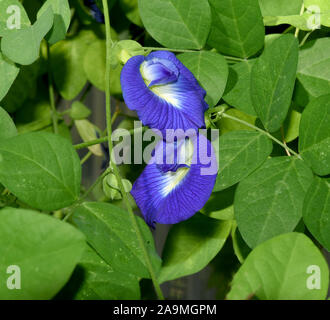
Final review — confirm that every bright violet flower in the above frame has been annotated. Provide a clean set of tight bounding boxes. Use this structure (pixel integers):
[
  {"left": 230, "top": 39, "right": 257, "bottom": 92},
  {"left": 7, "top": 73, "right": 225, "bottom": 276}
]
[
  {"left": 120, "top": 51, "right": 208, "bottom": 135},
  {"left": 84, "top": 0, "right": 104, "bottom": 23},
  {"left": 131, "top": 133, "right": 217, "bottom": 227}
]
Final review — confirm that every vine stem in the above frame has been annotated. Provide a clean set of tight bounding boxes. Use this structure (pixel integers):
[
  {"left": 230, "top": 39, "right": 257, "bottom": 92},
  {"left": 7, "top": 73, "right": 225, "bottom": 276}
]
[
  {"left": 299, "top": 31, "right": 312, "bottom": 47},
  {"left": 63, "top": 169, "right": 111, "bottom": 222},
  {"left": 74, "top": 126, "right": 146, "bottom": 150},
  {"left": 102, "top": 0, "right": 164, "bottom": 300},
  {"left": 280, "top": 126, "right": 291, "bottom": 157},
  {"left": 46, "top": 43, "right": 58, "bottom": 134},
  {"left": 218, "top": 112, "right": 301, "bottom": 158}
]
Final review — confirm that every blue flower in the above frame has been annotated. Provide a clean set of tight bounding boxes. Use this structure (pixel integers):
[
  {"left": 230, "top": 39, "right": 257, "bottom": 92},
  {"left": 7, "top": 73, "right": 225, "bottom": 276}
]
[
  {"left": 120, "top": 51, "right": 208, "bottom": 136},
  {"left": 84, "top": 0, "right": 105, "bottom": 23},
  {"left": 131, "top": 133, "right": 217, "bottom": 227}
]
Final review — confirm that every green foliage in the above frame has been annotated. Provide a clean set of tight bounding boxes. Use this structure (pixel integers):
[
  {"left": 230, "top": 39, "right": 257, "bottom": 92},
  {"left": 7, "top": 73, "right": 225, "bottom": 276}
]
[
  {"left": 0, "top": 132, "right": 81, "bottom": 210},
  {"left": 303, "top": 177, "right": 330, "bottom": 251},
  {"left": 0, "top": 0, "right": 328, "bottom": 301},
  {"left": 50, "top": 34, "right": 89, "bottom": 100},
  {"left": 223, "top": 59, "right": 257, "bottom": 116},
  {"left": 228, "top": 233, "right": 329, "bottom": 300},
  {"left": 207, "top": 0, "right": 265, "bottom": 58},
  {"left": 214, "top": 130, "right": 273, "bottom": 192},
  {"left": 83, "top": 39, "right": 122, "bottom": 95},
  {"left": 1, "top": 7, "right": 54, "bottom": 65},
  {"left": 0, "top": 207, "right": 85, "bottom": 299},
  {"left": 0, "top": 107, "right": 17, "bottom": 140},
  {"left": 73, "top": 202, "right": 161, "bottom": 278},
  {"left": 158, "top": 214, "right": 232, "bottom": 283},
  {"left": 178, "top": 51, "right": 228, "bottom": 107},
  {"left": 37, "top": 0, "right": 71, "bottom": 44},
  {"left": 139, "top": 0, "right": 211, "bottom": 49},
  {"left": 59, "top": 244, "right": 141, "bottom": 300},
  {"left": 235, "top": 157, "right": 313, "bottom": 248},
  {"left": 0, "top": 53, "right": 19, "bottom": 101},
  {"left": 299, "top": 94, "right": 330, "bottom": 176},
  {"left": 251, "top": 34, "right": 299, "bottom": 132},
  {"left": 296, "top": 38, "right": 330, "bottom": 105},
  {"left": 0, "top": 0, "right": 31, "bottom": 36}
]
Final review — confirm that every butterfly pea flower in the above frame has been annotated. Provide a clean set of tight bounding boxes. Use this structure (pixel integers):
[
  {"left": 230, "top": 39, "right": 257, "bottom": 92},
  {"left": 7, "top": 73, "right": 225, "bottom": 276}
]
[
  {"left": 84, "top": 0, "right": 105, "bottom": 23},
  {"left": 120, "top": 51, "right": 208, "bottom": 136},
  {"left": 131, "top": 133, "right": 217, "bottom": 227}
]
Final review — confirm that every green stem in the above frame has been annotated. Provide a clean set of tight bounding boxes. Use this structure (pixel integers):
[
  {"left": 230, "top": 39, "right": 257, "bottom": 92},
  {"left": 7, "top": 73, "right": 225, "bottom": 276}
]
[
  {"left": 47, "top": 43, "right": 58, "bottom": 134},
  {"left": 299, "top": 31, "right": 312, "bottom": 47},
  {"left": 222, "top": 55, "right": 246, "bottom": 62},
  {"left": 80, "top": 82, "right": 93, "bottom": 102},
  {"left": 63, "top": 169, "right": 111, "bottom": 222},
  {"left": 219, "top": 112, "right": 301, "bottom": 158},
  {"left": 75, "top": 136, "right": 108, "bottom": 150},
  {"left": 102, "top": 0, "right": 164, "bottom": 300},
  {"left": 74, "top": 126, "right": 146, "bottom": 150},
  {"left": 283, "top": 25, "right": 295, "bottom": 34},
  {"left": 81, "top": 151, "right": 93, "bottom": 165}
]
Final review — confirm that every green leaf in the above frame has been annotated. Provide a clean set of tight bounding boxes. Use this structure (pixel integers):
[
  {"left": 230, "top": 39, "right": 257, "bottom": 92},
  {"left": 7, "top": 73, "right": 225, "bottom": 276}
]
[
  {"left": 50, "top": 32, "right": 92, "bottom": 100},
  {"left": 111, "top": 40, "right": 144, "bottom": 68},
  {"left": 201, "top": 186, "right": 236, "bottom": 221},
  {"left": 120, "top": 0, "right": 143, "bottom": 27},
  {"left": 70, "top": 101, "right": 91, "bottom": 120},
  {"left": 138, "top": 0, "right": 211, "bottom": 50},
  {"left": 251, "top": 34, "right": 299, "bottom": 132},
  {"left": 263, "top": 14, "right": 314, "bottom": 31},
  {"left": 223, "top": 59, "right": 257, "bottom": 116},
  {"left": 1, "top": 61, "right": 40, "bottom": 112},
  {"left": 299, "top": 94, "right": 330, "bottom": 176},
  {"left": 282, "top": 107, "right": 301, "bottom": 143},
  {"left": 1, "top": 7, "right": 54, "bottom": 65},
  {"left": 73, "top": 202, "right": 161, "bottom": 279},
  {"left": 231, "top": 221, "right": 251, "bottom": 264},
  {"left": 258, "top": 0, "right": 303, "bottom": 16},
  {"left": 0, "top": 107, "right": 17, "bottom": 140},
  {"left": 235, "top": 157, "right": 313, "bottom": 248},
  {"left": 0, "top": 0, "right": 31, "bottom": 37},
  {"left": 75, "top": 119, "right": 103, "bottom": 157},
  {"left": 303, "top": 177, "right": 330, "bottom": 251},
  {"left": 227, "top": 232, "right": 329, "bottom": 300},
  {"left": 158, "top": 213, "right": 232, "bottom": 283},
  {"left": 0, "top": 207, "right": 85, "bottom": 299},
  {"left": 60, "top": 244, "right": 140, "bottom": 300},
  {"left": 216, "top": 109, "right": 256, "bottom": 135},
  {"left": 15, "top": 97, "right": 52, "bottom": 134},
  {"left": 272, "top": 105, "right": 302, "bottom": 143},
  {"left": 0, "top": 132, "right": 81, "bottom": 211},
  {"left": 213, "top": 131, "right": 273, "bottom": 192},
  {"left": 258, "top": 0, "right": 316, "bottom": 30},
  {"left": 207, "top": 0, "right": 265, "bottom": 58},
  {"left": 37, "top": 0, "right": 71, "bottom": 44},
  {"left": 304, "top": 0, "right": 330, "bottom": 27},
  {"left": 0, "top": 52, "right": 19, "bottom": 102},
  {"left": 178, "top": 51, "right": 228, "bottom": 107},
  {"left": 297, "top": 39, "right": 330, "bottom": 104},
  {"left": 83, "top": 39, "right": 122, "bottom": 96}
]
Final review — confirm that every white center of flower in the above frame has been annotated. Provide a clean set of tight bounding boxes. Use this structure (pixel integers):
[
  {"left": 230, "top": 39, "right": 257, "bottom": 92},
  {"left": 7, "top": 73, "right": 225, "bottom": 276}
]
[{"left": 161, "top": 139, "right": 194, "bottom": 197}]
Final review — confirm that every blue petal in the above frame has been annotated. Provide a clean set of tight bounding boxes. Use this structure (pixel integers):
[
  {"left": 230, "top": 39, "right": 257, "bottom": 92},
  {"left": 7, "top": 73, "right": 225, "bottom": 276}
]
[
  {"left": 120, "top": 51, "right": 208, "bottom": 135},
  {"left": 141, "top": 58, "right": 179, "bottom": 87},
  {"left": 131, "top": 134, "right": 217, "bottom": 227}
]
